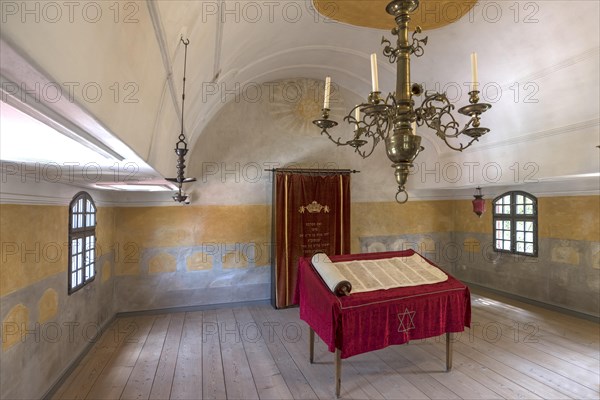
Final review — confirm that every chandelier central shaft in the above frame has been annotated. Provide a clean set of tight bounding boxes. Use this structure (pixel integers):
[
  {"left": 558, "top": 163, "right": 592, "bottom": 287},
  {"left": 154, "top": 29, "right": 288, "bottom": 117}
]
[{"left": 313, "top": 0, "right": 491, "bottom": 204}]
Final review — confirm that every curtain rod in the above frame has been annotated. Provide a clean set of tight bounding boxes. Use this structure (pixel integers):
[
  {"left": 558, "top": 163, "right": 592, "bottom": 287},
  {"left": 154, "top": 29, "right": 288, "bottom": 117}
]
[{"left": 265, "top": 168, "right": 360, "bottom": 174}]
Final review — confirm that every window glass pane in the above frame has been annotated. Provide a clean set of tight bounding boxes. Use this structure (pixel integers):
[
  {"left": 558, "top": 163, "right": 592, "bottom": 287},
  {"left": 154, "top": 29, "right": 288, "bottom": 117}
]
[
  {"left": 503, "top": 206, "right": 510, "bottom": 214},
  {"left": 516, "top": 242, "right": 524, "bottom": 252},
  {"left": 526, "top": 222, "right": 533, "bottom": 231},
  {"left": 525, "top": 197, "right": 533, "bottom": 205},
  {"left": 525, "top": 205, "right": 533, "bottom": 214},
  {"left": 77, "top": 270, "right": 82, "bottom": 285},
  {"left": 516, "top": 195, "right": 523, "bottom": 204},
  {"left": 516, "top": 205, "right": 524, "bottom": 214},
  {"left": 503, "top": 231, "right": 510, "bottom": 240},
  {"left": 90, "top": 213, "right": 95, "bottom": 226},
  {"left": 525, "top": 243, "right": 534, "bottom": 253},
  {"left": 496, "top": 240, "right": 502, "bottom": 249},
  {"left": 525, "top": 232, "right": 533, "bottom": 242},
  {"left": 503, "top": 221, "right": 511, "bottom": 230},
  {"left": 503, "top": 241, "right": 511, "bottom": 250},
  {"left": 71, "top": 273, "right": 77, "bottom": 288},
  {"left": 516, "top": 232, "right": 524, "bottom": 241},
  {"left": 78, "top": 198, "right": 83, "bottom": 212},
  {"left": 516, "top": 221, "right": 524, "bottom": 230},
  {"left": 503, "top": 195, "right": 510, "bottom": 204}
]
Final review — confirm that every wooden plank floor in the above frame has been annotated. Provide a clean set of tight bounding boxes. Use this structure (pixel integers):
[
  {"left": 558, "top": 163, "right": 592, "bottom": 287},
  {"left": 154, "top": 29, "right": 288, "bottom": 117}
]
[{"left": 53, "top": 289, "right": 600, "bottom": 399}]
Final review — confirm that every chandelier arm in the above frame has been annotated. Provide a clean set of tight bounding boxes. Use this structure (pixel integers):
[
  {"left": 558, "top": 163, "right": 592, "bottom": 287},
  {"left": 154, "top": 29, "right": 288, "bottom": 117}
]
[
  {"left": 356, "top": 136, "right": 379, "bottom": 158},
  {"left": 416, "top": 91, "right": 486, "bottom": 151},
  {"left": 410, "top": 26, "right": 428, "bottom": 57},
  {"left": 320, "top": 129, "right": 352, "bottom": 147},
  {"left": 312, "top": 0, "right": 492, "bottom": 205}
]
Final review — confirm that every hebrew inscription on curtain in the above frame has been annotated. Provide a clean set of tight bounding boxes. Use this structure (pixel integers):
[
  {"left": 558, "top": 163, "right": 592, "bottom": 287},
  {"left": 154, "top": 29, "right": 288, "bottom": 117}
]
[{"left": 273, "top": 171, "right": 351, "bottom": 308}]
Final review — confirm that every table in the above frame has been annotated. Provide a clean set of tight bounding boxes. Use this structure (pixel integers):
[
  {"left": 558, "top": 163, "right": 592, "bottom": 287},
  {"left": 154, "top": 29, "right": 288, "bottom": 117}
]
[{"left": 294, "top": 250, "right": 471, "bottom": 397}]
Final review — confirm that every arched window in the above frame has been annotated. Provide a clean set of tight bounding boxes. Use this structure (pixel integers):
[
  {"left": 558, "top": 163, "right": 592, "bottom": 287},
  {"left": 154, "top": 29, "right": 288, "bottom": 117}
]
[
  {"left": 69, "top": 192, "right": 96, "bottom": 293},
  {"left": 493, "top": 191, "right": 538, "bottom": 257}
]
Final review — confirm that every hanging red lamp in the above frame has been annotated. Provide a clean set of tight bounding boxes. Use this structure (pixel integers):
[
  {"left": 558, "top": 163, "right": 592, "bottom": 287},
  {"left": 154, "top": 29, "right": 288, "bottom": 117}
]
[{"left": 472, "top": 186, "right": 486, "bottom": 217}]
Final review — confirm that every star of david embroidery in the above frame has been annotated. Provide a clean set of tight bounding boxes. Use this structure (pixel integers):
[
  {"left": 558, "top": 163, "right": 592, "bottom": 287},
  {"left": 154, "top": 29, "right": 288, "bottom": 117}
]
[{"left": 397, "top": 308, "right": 416, "bottom": 333}]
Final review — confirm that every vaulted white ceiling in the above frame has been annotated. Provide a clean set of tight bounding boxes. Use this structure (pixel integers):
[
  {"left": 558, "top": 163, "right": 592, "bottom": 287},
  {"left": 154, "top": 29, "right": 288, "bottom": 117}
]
[{"left": 1, "top": 1, "right": 598, "bottom": 205}]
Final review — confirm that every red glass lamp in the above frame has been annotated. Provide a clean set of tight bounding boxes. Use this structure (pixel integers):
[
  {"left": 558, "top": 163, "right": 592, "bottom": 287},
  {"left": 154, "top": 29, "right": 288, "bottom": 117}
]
[{"left": 472, "top": 186, "right": 486, "bottom": 217}]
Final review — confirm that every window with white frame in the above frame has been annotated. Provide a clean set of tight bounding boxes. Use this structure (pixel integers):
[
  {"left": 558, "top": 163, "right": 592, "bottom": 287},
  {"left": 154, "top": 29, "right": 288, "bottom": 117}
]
[
  {"left": 493, "top": 191, "right": 538, "bottom": 257},
  {"left": 68, "top": 192, "right": 96, "bottom": 293}
]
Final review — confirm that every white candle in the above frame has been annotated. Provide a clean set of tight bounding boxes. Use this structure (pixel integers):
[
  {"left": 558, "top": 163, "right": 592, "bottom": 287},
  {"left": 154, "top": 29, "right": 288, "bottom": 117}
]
[
  {"left": 411, "top": 121, "right": 416, "bottom": 134},
  {"left": 324, "top": 76, "right": 331, "bottom": 109},
  {"left": 470, "top": 52, "right": 478, "bottom": 92},
  {"left": 370, "top": 53, "right": 379, "bottom": 92},
  {"left": 354, "top": 106, "right": 360, "bottom": 128}
]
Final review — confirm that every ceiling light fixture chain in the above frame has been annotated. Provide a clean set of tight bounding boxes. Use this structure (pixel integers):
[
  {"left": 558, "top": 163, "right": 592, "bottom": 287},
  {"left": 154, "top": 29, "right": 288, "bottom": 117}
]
[
  {"left": 313, "top": 0, "right": 491, "bottom": 204},
  {"left": 166, "top": 36, "right": 197, "bottom": 204}
]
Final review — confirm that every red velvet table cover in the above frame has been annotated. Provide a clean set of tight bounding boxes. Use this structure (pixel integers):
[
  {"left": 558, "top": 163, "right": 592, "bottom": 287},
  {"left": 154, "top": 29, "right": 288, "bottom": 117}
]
[{"left": 293, "top": 250, "right": 471, "bottom": 359}]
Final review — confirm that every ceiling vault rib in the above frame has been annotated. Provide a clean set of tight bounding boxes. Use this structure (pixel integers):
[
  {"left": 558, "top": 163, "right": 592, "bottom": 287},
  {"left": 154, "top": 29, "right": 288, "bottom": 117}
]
[
  {"left": 498, "top": 46, "right": 600, "bottom": 91},
  {"left": 146, "top": 0, "right": 183, "bottom": 156},
  {"left": 212, "top": 1, "right": 225, "bottom": 82}
]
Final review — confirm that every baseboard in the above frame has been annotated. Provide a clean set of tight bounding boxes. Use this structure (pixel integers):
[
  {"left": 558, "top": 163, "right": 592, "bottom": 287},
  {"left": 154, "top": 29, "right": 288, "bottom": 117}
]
[
  {"left": 465, "top": 281, "right": 600, "bottom": 323},
  {"left": 116, "top": 298, "right": 271, "bottom": 318},
  {"left": 42, "top": 314, "right": 117, "bottom": 400}
]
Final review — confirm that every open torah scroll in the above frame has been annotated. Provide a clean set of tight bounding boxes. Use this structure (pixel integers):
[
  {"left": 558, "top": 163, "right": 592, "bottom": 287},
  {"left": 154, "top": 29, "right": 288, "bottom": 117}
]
[{"left": 311, "top": 253, "right": 448, "bottom": 296}]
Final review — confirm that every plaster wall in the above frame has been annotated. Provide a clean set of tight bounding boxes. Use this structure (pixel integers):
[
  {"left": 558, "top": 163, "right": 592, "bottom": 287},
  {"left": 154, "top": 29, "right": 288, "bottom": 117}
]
[
  {"left": 111, "top": 205, "right": 272, "bottom": 312},
  {"left": 449, "top": 196, "right": 600, "bottom": 317},
  {"left": 1, "top": 195, "right": 598, "bottom": 399},
  {"left": 0, "top": 204, "right": 116, "bottom": 399}
]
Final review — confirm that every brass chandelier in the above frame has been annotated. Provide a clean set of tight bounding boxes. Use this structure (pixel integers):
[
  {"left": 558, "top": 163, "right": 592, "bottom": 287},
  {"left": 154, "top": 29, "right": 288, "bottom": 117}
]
[{"left": 313, "top": 0, "right": 491, "bottom": 203}]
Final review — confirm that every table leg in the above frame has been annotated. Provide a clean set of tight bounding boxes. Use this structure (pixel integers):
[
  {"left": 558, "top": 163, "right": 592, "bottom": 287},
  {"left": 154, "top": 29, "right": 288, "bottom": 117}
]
[
  {"left": 335, "top": 348, "right": 341, "bottom": 398},
  {"left": 446, "top": 332, "right": 453, "bottom": 371},
  {"left": 309, "top": 327, "right": 315, "bottom": 364}
]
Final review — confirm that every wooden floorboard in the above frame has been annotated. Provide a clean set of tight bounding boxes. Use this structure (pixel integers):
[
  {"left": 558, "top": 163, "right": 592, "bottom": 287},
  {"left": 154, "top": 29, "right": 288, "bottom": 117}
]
[
  {"left": 201, "top": 309, "right": 227, "bottom": 400},
  {"left": 149, "top": 312, "right": 185, "bottom": 400},
  {"left": 170, "top": 312, "right": 203, "bottom": 400},
  {"left": 54, "top": 289, "right": 600, "bottom": 400}
]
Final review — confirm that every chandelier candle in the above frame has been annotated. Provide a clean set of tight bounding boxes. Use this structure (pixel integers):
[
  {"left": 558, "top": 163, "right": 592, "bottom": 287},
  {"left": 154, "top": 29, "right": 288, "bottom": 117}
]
[
  {"left": 313, "top": 0, "right": 492, "bottom": 204},
  {"left": 471, "top": 52, "right": 478, "bottom": 92},
  {"left": 371, "top": 53, "right": 380, "bottom": 92},
  {"left": 324, "top": 76, "right": 331, "bottom": 109}
]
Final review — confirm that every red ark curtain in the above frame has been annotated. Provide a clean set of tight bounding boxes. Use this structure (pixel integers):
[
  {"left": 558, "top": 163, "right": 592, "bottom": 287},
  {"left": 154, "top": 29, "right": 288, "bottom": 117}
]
[{"left": 273, "top": 171, "right": 351, "bottom": 308}]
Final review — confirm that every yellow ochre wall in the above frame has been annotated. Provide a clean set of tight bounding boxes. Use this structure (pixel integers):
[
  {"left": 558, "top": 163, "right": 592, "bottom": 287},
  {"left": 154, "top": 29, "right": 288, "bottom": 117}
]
[
  {"left": 0, "top": 203, "right": 116, "bottom": 399},
  {"left": 112, "top": 205, "right": 271, "bottom": 275},
  {"left": 2, "top": 196, "right": 597, "bottom": 301},
  {"left": 453, "top": 196, "right": 600, "bottom": 242},
  {"left": 0, "top": 204, "right": 115, "bottom": 297},
  {"left": 351, "top": 200, "right": 455, "bottom": 252}
]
